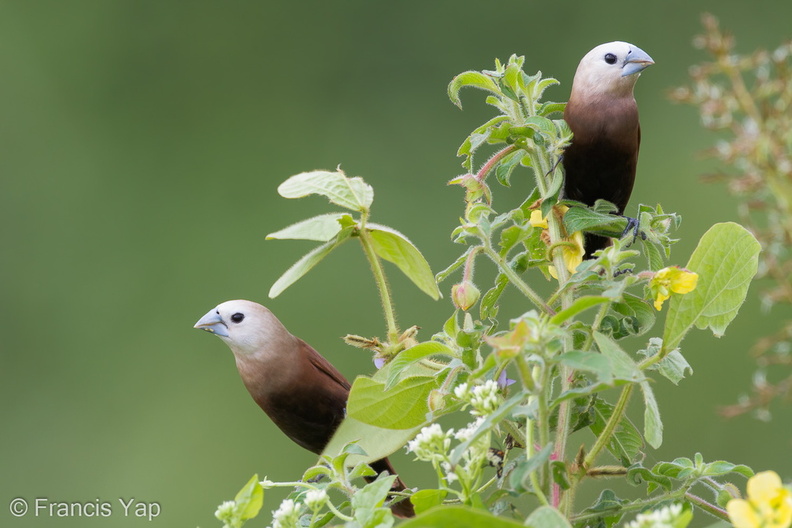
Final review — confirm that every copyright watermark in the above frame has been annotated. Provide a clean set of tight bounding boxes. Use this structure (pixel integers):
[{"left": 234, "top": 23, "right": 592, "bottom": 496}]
[{"left": 8, "top": 497, "right": 160, "bottom": 521}]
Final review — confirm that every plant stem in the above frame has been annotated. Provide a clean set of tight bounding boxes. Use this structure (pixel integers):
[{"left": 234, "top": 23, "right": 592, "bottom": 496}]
[
  {"left": 481, "top": 245, "right": 554, "bottom": 315},
  {"left": 584, "top": 384, "right": 634, "bottom": 470},
  {"left": 326, "top": 501, "right": 354, "bottom": 522},
  {"left": 358, "top": 218, "right": 400, "bottom": 342},
  {"left": 685, "top": 491, "right": 729, "bottom": 521},
  {"left": 476, "top": 145, "right": 518, "bottom": 182}
]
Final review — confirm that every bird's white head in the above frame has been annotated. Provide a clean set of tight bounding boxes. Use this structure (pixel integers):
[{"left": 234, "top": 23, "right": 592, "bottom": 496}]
[
  {"left": 194, "top": 300, "right": 293, "bottom": 358},
  {"left": 572, "top": 41, "right": 654, "bottom": 98}
]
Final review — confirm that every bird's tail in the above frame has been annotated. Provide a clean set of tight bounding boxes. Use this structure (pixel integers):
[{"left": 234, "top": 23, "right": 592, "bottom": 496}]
[{"left": 368, "top": 457, "right": 415, "bottom": 518}]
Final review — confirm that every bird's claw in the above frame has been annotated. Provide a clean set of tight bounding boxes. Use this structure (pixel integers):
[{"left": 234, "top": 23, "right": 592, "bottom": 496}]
[{"left": 620, "top": 216, "right": 645, "bottom": 246}]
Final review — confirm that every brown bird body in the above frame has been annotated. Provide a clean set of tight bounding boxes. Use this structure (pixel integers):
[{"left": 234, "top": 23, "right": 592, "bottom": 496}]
[
  {"left": 562, "top": 41, "right": 654, "bottom": 256},
  {"left": 194, "top": 300, "right": 414, "bottom": 517}
]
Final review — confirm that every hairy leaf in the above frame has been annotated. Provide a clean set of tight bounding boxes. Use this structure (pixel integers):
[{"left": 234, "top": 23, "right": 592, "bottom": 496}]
[
  {"left": 385, "top": 341, "right": 454, "bottom": 390},
  {"left": 663, "top": 222, "right": 760, "bottom": 352},
  {"left": 278, "top": 170, "right": 374, "bottom": 212},
  {"left": 526, "top": 506, "right": 573, "bottom": 528},
  {"left": 448, "top": 71, "right": 501, "bottom": 109},
  {"left": 589, "top": 398, "right": 643, "bottom": 466},
  {"left": 409, "top": 489, "right": 448, "bottom": 515},
  {"left": 268, "top": 227, "right": 354, "bottom": 298},
  {"left": 348, "top": 375, "right": 438, "bottom": 429},
  {"left": 322, "top": 417, "right": 422, "bottom": 465},
  {"left": 234, "top": 474, "right": 263, "bottom": 523},
  {"left": 368, "top": 224, "right": 441, "bottom": 300},
  {"left": 639, "top": 380, "right": 663, "bottom": 449},
  {"left": 266, "top": 213, "right": 347, "bottom": 242},
  {"left": 399, "top": 505, "right": 526, "bottom": 528}
]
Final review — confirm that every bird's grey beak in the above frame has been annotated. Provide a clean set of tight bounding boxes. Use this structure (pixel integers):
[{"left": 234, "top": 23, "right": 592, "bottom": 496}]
[
  {"left": 194, "top": 309, "right": 229, "bottom": 337},
  {"left": 621, "top": 46, "right": 654, "bottom": 77}
]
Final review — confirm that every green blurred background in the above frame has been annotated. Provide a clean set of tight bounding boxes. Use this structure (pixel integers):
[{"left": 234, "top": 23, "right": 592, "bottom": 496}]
[{"left": 2, "top": 1, "right": 790, "bottom": 526}]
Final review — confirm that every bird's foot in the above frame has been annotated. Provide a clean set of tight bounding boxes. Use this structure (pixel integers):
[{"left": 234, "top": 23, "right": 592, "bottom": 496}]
[
  {"left": 546, "top": 154, "right": 563, "bottom": 179},
  {"left": 620, "top": 216, "right": 645, "bottom": 246},
  {"left": 613, "top": 267, "right": 635, "bottom": 278}
]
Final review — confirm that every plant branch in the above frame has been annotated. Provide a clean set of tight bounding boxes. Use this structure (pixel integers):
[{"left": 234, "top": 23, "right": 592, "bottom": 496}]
[{"left": 358, "top": 217, "right": 400, "bottom": 342}]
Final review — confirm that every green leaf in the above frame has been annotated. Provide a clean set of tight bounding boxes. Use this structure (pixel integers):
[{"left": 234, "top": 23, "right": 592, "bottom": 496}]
[
  {"left": 234, "top": 474, "right": 263, "bottom": 523},
  {"left": 641, "top": 236, "right": 665, "bottom": 271},
  {"left": 385, "top": 342, "right": 455, "bottom": 390},
  {"left": 550, "top": 296, "right": 610, "bottom": 325},
  {"left": 663, "top": 222, "right": 761, "bottom": 352},
  {"left": 322, "top": 416, "right": 422, "bottom": 465},
  {"left": 702, "top": 460, "right": 753, "bottom": 479},
  {"left": 494, "top": 150, "right": 525, "bottom": 187},
  {"left": 639, "top": 380, "right": 663, "bottom": 449},
  {"left": 436, "top": 246, "right": 477, "bottom": 284},
  {"left": 526, "top": 506, "right": 573, "bottom": 528},
  {"left": 479, "top": 273, "right": 508, "bottom": 320},
  {"left": 627, "top": 465, "right": 672, "bottom": 492},
  {"left": 352, "top": 474, "right": 398, "bottom": 510},
  {"left": 562, "top": 206, "right": 626, "bottom": 236},
  {"left": 638, "top": 339, "right": 692, "bottom": 385},
  {"left": 577, "top": 489, "right": 627, "bottom": 528},
  {"left": 399, "top": 505, "right": 526, "bottom": 528},
  {"left": 409, "top": 489, "right": 448, "bottom": 515},
  {"left": 593, "top": 332, "right": 642, "bottom": 382},
  {"left": 448, "top": 71, "right": 501, "bottom": 109},
  {"left": 557, "top": 351, "right": 614, "bottom": 384},
  {"left": 368, "top": 224, "right": 441, "bottom": 300},
  {"left": 268, "top": 227, "right": 354, "bottom": 298},
  {"left": 347, "top": 375, "right": 438, "bottom": 429},
  {"left": 614, "top": 294, "right": 656, "bottom": 337},
  {"left": 589, "top": 397, "right": 643, "bottom": 466},
  {"left": 266, "top": 213, "right": 347, "bottom": 242},
  {"left": 509, "top": 443, "right": 554, "bottom": 491},
  {"left": 278, "top": 170, "right": 374, "bottom": 212}
]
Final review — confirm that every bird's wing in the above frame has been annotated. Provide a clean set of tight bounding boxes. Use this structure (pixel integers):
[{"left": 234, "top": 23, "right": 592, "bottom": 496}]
[{"left": 299, "top": 339, "right": 352, "bottom": 391}]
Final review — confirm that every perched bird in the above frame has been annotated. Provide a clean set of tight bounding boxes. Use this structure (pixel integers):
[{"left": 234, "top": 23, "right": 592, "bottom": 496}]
[
  {"left": 194, "top": 300, "right": 414, "bottom": 518},
  {"left": 562, "top": 41, "right": 654, "bottom": 256}
]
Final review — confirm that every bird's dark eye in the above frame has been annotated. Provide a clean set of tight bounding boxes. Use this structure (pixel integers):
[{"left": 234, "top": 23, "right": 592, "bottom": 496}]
[
  {"left": 230, "top": 313, "right": 245, "bottom": 323},
  {"left": 604, "top": 53, "right": 617, "bottom": 65}
]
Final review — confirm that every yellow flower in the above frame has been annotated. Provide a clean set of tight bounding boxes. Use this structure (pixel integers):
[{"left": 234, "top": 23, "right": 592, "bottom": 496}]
[
  {"left": 727, "top": 471, "right": 792, "bottom": 528},
  {"left": 529, "top": 209, "right": 548, "bottom": 229},
  {"left": 649, "top": 266, "right": 699, "bottom": 310},
  {"left": 549, "top": 230, "right": 585, "bottom": 279},
  {"left": 529, "top": 207, "right": 584, "bottom": 278}
]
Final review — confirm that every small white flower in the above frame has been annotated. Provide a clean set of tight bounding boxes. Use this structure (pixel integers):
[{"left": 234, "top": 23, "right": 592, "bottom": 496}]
[
  {"left": 625, "top": 503, "right": 685, "bottom": 528},
  {"left": 214, "top": 500, "right": 236, "bottom": 522},
  {"left": 304, "top": 489, "right": 328, "bottom": 511},
  {"left": 469, "top": 380, "right": 501, "bottom": 416},
  {"left": 272, "top": 499, "right": 300, "bottom": 528},
  {"left": 453, "top": 382, "right": 470, "bottom": 399},
  {"left": 454, "top": 417, "right": 485, "bottom": 442},
  {"left": 441, "top": 461, "right": 458, "bottom": 483},
  {"left": 406, "top": 423, "right": 453, "bottom": 462}
]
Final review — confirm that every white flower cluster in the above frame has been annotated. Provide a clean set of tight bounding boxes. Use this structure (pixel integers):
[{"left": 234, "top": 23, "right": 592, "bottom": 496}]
[
  {"left": 454, "top": 416, "right": 485, "bottom": 443},
  {"left": 271, "top": 498, "right": 300, "bottom": 528},
  {"left": 214, "top": 500, "right": 236, "bottom": 523},
  {"left": 625, "top": 503, "right": 685, "bottom": 528},
  {"left": 303, "top": 489, "right": 328, "bottom": 511},
  {"left": 406, "top": 423, "right": 453, "bottom": 462},
  {"left": 454, "top": 380, "right": 501, "bottom": 416}
]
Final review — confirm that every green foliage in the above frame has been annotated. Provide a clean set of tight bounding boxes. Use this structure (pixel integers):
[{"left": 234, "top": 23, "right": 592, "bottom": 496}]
[
  {"left": 663, "top": 222, "right": 761, "bottom": 353},
  {"left": 214, "top": 475, "right": 263, "bottom": 528},
  {"left": 215, "top": 52, "right": 767, "bottom": 528},
  {"left": 267, "top": 168, "right": 440, "bottom": 304}
]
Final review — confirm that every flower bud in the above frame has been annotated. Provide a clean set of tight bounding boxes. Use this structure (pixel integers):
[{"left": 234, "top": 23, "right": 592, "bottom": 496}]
[{"left": 451, "top": 281, "right": 480, "bottom": 311}]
